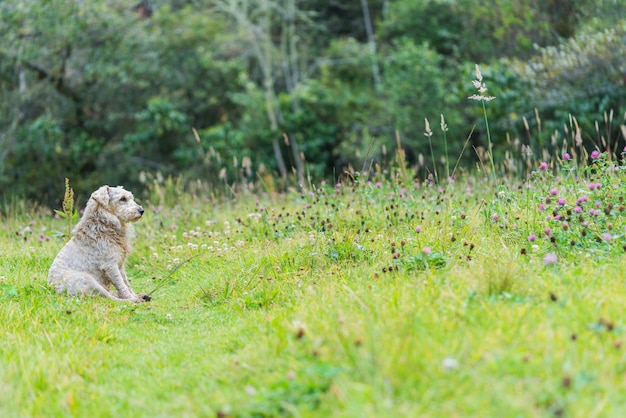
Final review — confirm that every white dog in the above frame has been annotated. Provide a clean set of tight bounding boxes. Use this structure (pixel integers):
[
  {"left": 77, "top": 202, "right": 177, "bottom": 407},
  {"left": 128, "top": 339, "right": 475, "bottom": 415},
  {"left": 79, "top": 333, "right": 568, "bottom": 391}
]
[{"left": 48, "top": 185, "right": 150, "bottom": 302}]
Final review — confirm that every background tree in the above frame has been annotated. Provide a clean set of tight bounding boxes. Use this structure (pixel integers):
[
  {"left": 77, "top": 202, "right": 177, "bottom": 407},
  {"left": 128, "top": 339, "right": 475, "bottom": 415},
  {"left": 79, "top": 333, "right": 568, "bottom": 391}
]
[
  {"left": 0, "top": 0, "right": 624, "bottom": 205},
  {"left": 213, "top": 0, "right": 316, "bottom": 185}
]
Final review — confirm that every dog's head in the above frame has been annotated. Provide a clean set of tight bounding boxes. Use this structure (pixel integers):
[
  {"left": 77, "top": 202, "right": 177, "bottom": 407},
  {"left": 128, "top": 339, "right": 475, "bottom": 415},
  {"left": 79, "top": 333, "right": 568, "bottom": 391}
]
[{"left": 90, "top": 185, "right": 144, "bottom": 223}]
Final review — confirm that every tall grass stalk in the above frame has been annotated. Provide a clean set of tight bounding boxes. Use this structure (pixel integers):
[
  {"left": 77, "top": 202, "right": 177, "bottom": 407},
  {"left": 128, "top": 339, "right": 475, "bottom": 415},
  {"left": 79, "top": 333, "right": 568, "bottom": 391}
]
[
  {"left": 425, "top": 118, "right": 438, "bottom": 183},
  {"left": 480, "top": 100, "right": 497, "bottom": 179},
  {"left": 440, "top": 114, "right": 450, "bottom": 182},
  {"left": 469, "top": 64, "right": 505, "bottom": 226},
  {"left": 450, "top": 127, "right": 474, "bottom": 179},
  {"left": 469, "top": 65, "right": 497, "bottom": 182}
]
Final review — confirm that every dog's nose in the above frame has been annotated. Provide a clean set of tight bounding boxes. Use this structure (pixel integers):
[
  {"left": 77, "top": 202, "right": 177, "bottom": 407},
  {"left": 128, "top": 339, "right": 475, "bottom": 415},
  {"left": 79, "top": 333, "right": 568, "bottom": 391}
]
[{"left": 138, "top": 207, "right": 144, "bottom": 215}]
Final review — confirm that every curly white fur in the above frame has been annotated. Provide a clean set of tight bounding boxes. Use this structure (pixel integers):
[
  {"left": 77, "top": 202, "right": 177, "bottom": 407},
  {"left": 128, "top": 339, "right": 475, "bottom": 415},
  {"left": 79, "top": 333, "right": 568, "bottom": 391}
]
[{"left": 48, "top": 185, "right": 150, "bottom": 302}]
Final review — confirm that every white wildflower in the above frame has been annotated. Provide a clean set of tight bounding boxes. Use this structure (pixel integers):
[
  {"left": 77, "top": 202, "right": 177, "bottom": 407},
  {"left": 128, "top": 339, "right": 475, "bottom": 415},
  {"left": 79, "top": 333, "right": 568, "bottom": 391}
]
[
  {"left": 442, "top": 357, "right": 459, "bottom": 370},
  {"left": 469, "top": 64, "right": 496, "bottom": 102}
]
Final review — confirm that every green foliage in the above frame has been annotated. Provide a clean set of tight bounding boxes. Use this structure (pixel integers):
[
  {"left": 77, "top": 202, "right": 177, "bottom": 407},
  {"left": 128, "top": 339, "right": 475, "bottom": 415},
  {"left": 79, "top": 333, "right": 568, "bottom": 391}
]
[
  {"left": 403, "top": 251, "right": 448, "bottom": 271},
  {"left": 483, "top": 22, "right": 626, "bottom": 158},
  {"left": 0, "top": 1, "right": 247, "bottom": 203},
  {"left": 0, "top": 0, "right": 624, "bottom": 204},
  {"left": 381, "top": 0, "right": 561, "bottom": 61},
  {"left": 279, "top": 82, "right": 353, "bottom": 178},
  {"left": 123, "top": 97, "right": 188, "bottom": 166},
  {"left": 381, "top": 40, "right": 464, "bottom": 168},
  {"left": 379, "top": 0, "right": 466, "bottom": 57},
  {"left": 1, "top": 116, "right": 104, "bottom": 204}
]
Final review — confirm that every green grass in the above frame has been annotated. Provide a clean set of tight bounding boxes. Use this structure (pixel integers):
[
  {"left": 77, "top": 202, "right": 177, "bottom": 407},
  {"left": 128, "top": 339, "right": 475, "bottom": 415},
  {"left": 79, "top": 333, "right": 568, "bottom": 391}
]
[{"left": 2, "top": 156, "right": 626, "bottom": 417}]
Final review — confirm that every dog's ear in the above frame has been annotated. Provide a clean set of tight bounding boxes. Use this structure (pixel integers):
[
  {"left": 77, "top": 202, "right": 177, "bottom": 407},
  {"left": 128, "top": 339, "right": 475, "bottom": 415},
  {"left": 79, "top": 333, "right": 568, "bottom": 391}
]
[{"left": 91, "top": 185, "right": 110, "bottom": 206}]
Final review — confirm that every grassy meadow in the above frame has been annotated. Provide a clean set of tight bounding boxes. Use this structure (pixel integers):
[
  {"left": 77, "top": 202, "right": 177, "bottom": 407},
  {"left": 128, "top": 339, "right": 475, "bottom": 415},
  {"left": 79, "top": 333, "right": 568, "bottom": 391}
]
[{"left": 2, "top": 140, "right": 626, "bottom": 418}]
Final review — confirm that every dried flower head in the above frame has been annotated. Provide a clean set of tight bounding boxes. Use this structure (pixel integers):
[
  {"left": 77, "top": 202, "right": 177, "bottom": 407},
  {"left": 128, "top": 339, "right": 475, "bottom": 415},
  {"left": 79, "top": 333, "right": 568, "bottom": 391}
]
[
  {"left": 469, "top": 64, "right": 495, "bottom": 102},
  {"left": 474, "top": 64, "right": 483, "bottom": 82},
  {"left": 62, "top": 178, "right": 74, "bottom": 215},
  {"left": 440, "top": 114, "right": 448, "bottom": 132},
  {"left": 424, "top": 118, "right": 433, "bottom": 138}
]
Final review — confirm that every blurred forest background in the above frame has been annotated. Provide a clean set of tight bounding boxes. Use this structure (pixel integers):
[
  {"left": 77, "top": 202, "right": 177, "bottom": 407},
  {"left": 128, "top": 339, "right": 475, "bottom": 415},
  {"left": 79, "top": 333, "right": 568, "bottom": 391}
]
[{"left": 1, "top": 0, "right": 625, "bottom": 205}]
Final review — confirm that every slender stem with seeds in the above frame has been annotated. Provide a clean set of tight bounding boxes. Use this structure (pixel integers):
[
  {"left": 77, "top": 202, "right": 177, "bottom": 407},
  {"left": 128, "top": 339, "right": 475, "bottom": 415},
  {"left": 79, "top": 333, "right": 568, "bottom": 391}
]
[{"left": 482, "top": 101, "right": 497, "bottom": 181}]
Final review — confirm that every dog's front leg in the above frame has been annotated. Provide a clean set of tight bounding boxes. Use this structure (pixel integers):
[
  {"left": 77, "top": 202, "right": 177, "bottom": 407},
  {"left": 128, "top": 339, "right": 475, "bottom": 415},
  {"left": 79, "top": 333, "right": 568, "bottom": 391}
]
[
  {"left": 120, "top": 265, "right": 152, "bottom": 302},
  {"left": 103, "top": 264, "right": 139, "bottom": 301},
  {"left": 120, "top": 264, "right": 132, "bottom": 289}
]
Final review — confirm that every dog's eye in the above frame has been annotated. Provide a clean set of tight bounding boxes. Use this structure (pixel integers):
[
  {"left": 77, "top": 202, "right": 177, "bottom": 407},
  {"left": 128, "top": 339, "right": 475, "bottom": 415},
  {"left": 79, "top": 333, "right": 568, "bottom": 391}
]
[{"left": 120, "top": 197, "right": 127, "bottom": 203}]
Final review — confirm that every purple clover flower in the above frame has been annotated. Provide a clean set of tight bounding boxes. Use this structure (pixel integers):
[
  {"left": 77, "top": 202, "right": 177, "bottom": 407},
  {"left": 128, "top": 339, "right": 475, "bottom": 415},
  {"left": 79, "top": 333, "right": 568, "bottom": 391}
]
[{"left": 543, "top": 253, "right": 558, "bottom": 265}]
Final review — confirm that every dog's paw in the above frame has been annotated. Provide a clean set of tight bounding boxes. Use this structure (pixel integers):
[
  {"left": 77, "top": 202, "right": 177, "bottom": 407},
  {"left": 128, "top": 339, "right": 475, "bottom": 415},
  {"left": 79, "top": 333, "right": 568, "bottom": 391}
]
[{"left": 136, "top": 293, "right": 152, "bottom": 302}]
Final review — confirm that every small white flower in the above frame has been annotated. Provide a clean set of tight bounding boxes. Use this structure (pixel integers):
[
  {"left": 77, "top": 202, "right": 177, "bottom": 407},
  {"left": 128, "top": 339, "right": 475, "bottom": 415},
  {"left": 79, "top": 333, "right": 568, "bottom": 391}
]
[{"left": 442, "top": 357, "right": 459, "bottom": 370}]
